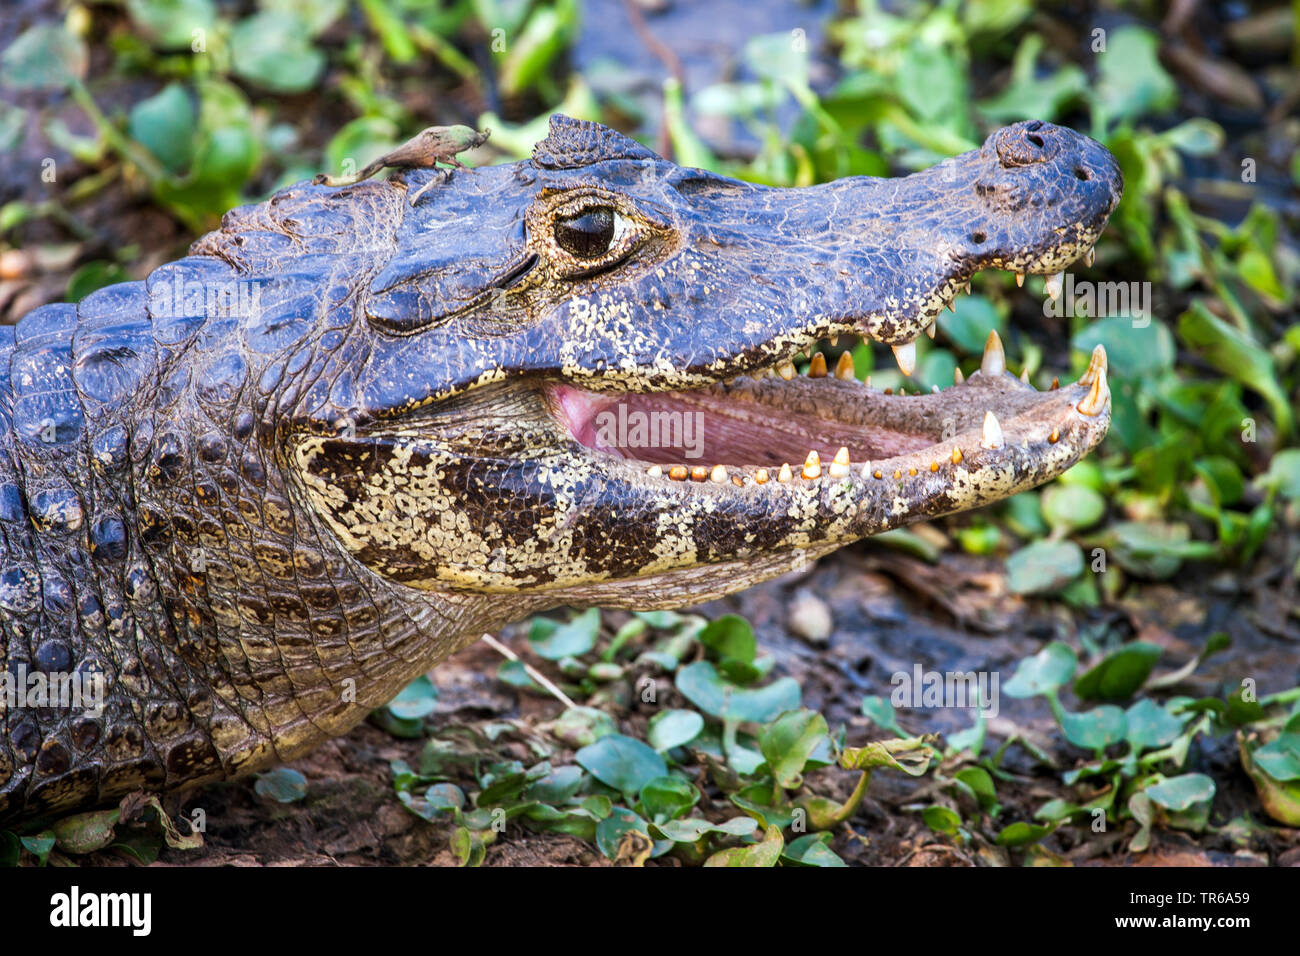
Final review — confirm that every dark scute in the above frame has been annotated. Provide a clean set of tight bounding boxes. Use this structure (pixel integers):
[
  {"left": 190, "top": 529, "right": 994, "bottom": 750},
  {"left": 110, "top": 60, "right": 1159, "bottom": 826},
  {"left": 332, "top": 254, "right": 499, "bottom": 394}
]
[{"left": 532, "top": 115, "right": 658, "bottom": 169}]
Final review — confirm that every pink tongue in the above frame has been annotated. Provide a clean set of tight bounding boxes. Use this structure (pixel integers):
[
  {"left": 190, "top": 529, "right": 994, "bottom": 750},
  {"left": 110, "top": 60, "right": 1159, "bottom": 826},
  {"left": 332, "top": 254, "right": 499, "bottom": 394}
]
[{"left": 552, "top": 386, "right": 932, "bottom": 467}]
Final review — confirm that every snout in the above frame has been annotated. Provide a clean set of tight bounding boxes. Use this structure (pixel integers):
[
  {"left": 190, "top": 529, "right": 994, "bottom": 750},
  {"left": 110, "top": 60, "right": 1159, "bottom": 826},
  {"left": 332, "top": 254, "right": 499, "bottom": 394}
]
[{"left": 991, "top": 120, "right": 1123, "bottom": 214}]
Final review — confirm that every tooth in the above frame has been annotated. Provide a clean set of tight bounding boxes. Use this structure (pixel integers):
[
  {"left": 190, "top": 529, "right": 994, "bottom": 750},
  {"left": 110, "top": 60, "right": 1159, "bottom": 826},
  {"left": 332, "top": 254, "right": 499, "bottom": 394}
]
[
  {"left": 954, "top": 367, "right": 965, "bottom": 385},
  {"left": 860, "top": 462, "right": 872, "bottom": 478},
  {"left": 647, "top": 465, "right": 663, "bottom": 478},
  {"left": 1045, "top": 271, "right": 1064, "bottom": 301},
  {"left": 963, "top": 281, "right": 971, "bottom": 294},
  {"left": 802, "top": 450, "right": 821, "bottom": 479},
  {"left": 834, "top": 351, "right": 856, "bottom": 381},
  {"left": 864, "top": 376, "right": 872, "bottom": 389},
  {"left": 754, "top": 468, "right": 769, "bottom": 484},
  {"left": 829, "top": 447, "right": 850, "bottom": 478},
  {"left": 690, "top": 466, "right": 708, "bottom": 482},
  {"left": 731, "top": 475, "right": 745, "bottom": 487},
  {"left": 669, "top": 466, "right": 688, "bottom": 481},
  {"left": 951, "top": 446, "right": 963, "bottom": 464},
  {"left": 980, "top": 330, "right": 1006, "bottom": 377},
  {"left": 926, "top": 321, "right": 937, "bottom": 338},
  {"left": 892, "top": 340, "right": 916, "bottom": 377},
  {"left": 1048, "top": 428, "right": 1060, "bottom": 444},
  {"left": 980, "top": 410, "right": 1004, "bottom": 449},
  {"left": 829, "top": 334, "right": 839, "bottom": 347},
  {"left": 778, "top": 463, "right": 792, "bottom": 482},
  {"left": 1020, "top": 367, "right": 1030, "bottom": 384},
  {"left": 929, "top": 461, "right": 940, "bottom": 472},
  {"left": 1084, "top": 247, "right": 1095, "bottom": 267},
  {"left": 931, "top": 384, "right": 940, "bottom": 393},
  {"left": 1015, "top": 273, "right": 1025, "bottom": 287},
  {"left": 710, "top": 464, "right": 727, "bottom": 483},
  {"left": 1050, "top": 376, "right": 1059, "bottom": 390},
  {"left": 1078, "top": 344, "right": 1108, "bottom": 386},
  {"left": 777, "top": 360, "right": 796, "bottom": 380},
  {"left": 808, "top": 353, "right": 827, "bottom": 378},
  {"left": 1077, "top": 364, "right": 1109, "bottom": 416}
]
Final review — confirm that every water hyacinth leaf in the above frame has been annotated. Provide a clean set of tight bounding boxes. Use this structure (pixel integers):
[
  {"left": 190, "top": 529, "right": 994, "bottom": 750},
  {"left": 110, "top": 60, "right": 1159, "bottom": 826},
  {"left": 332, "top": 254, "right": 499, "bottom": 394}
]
[
  {"left": 1073, "top": 642, "right": 1162, "bottom": 701},
  {"left": 0, "top": 24, "right": 88, "bottom": 90},
  {"left": 675, "top": 661, "right": 801, "bottom": 723},
  {"left": 1144, "top": 773, "right": 1215, "bottom": 829},
  {"left": 1260, "top": 449, "right": 1300, "bottom": 500},
  {"left": 1071, "top": 316, "right": 1174, "bottom": 378},
  {"left": 839, "top": 736, "right": 935, "bottom": 775},
  {"left": 1003, "top": 642, "right": 1076, "bottom": 698},
  {"left": 1124, "top": 698, "right": 1188, "bottom": 752},
  {"left": 1239, "top": 734, "right": 1300, "bottom": 826},
  {"left": 637, "top": 776, "right": 699, "bottom": 824},
  {"left": 647, "top": 709, "right": 704, "bottom": 752},
  {"left": 575, "top": 734, "right": 666, "bottom": 799},
  {"left": 1034, "top": 799, "right": 1082, "bottom": 823},
  {"left": 860, "top": 695, "right": 906, "bottom": 736},
  {"left": 1005, "top": 539, "right": 1084, "bottom": 594},
  {"left": 529, "top": 607, "right": 601, "bottom": 660},
  {"left": 652, "top": 815, "right": 757, "bottom": 844},
  {"left": 20, "top": 832, "right": 55, "bottom": 866},
  {"left": 1040, "top": 484, "right": 1106, "bottom": 534},
  {"left": 995, "top": 821, "right": 1052, "bottom": 847},
  {"left": 923, "top": 805, "right": 963, "bottom": 835},
  {"left": 523, "top": 765, "right": 584, "bottom": 805},
  {"left": 495, "top": 658, "right": 541, "bottom": 692},
  {"left": 387, "top": 674, "right": 439, "bottom": 720},
  {"left": 782, "top": 833, "right": 847, "bottom": 867},
  {"left": 127, "top": 0, "right": 216, "bottom": 48},
  {"left": 697, "top": 613, "right": 757, "bottom": 664},
  {"left": 703, "top": 823, "right": 783, "bottom": 867},
  {"left": 254, "top": 767, "right": 308, "bottom": 803},
  {"left": 1178, "top": 301, "right": 1292, "bottom": 435},
  {"left": 1250, "top": 733, "right": 1300, "bottom": 782},
  {"left": 547, "top": 706, "right": 617, "bottom": 749},
  {"left": 943, "top": 294, "right": 1005, "bottom": 354},
  {"left": 595, "top": 808, "right": 651, "bottom": 859},
  {"left": 50, "top": 808, "right": 120, "bottom": 855},
  {"left": 1095, "top": 26, "right": 1177, "bottom": 123},
  {"left": 230, "top": 12, "right": 327, "bottom": 94},
  {"left": 759, "top": 709, "right": 829, "bottom": 789},
  {"left": 128, "top": 83, "right": 196, "bottom": 175},
  {"left": 954, "top": 767, "right": 998, "bottom": 812},
  {"left": 263, "top": 0, "right": 347, "bottom": 36},
  {"left": 1060, "top": 706, "right": 1127, "bottom": 751}
]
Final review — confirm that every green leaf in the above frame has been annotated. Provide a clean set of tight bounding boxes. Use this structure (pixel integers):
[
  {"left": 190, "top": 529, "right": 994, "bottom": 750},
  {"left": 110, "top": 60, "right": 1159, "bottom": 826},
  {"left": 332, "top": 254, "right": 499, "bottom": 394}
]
[
  {"left": 595, "top": 808, "right": 651, "bottom": 859},
  {"left": 1095, "top": 26, "right": 1177, "bottom": 123},
  {"left": 675, "top": 661, "right": 801, "bottom": 723},
  {"left": 839, "top": 736, "right": 935, "bottom": 776},
  {"left": 782, "top": 833, "right": 847, "bottom": 867},
  {"left": 994, "top": 821, "right": 1051, "bottom": 847},
  {"left": 262, "top": 0, "right": 346, "bottom": 36},
  {"left": 128, "top": 83, "right": 195, "bottom": 175},
  {"left": 652, "top": 815, "right": 757, "bottom": 844},
  {"left": 1145, "top": 773, "right": 1215, "bottom": 815},
  {"left": 860, "top": 695, "right": 906, "bottom": 736},
  {"left": 1040, "top": 484, "right": 1106, "bottom": 534},
  {"left": 703, "top": 823, "right": 783, "bottom": 867},
  {"left": 0, "top": 24, "right": 87, "bottom": 90},
  {"left": 646, "top": 709, "right": 704, "bottom": 752},
  {"left": 1251, "top": 733, "right": 1300, "bottom": 782},
  {"left": 1003, "top": 642, "right": 1076, "bottom": 698},
  {"left": 126, "top": 0, "right": 217, "bottom": 48},
  {"left": 1005, "top": 539, "right": 1084, "bottom": 595},
  {"left": 575, "top": 734, "right": 666, "bottom": 799},
  {"left": 1073, "top": 642, "right": 1162, "bottom": 701},
  {"left": 1178, "top": 301, "right": 1291, "bottom": 435},
  {"left": 20, "top": 831, "right": 55, "bottom": 866},
  {"left": 387, "top": 674, "right": 438, "bottom": 720},
  {"left": 1060, "top": 706, "right": 1128, "bottom": 750},
  {"left": 1125, "top": 699, "right": 1188, "bottom": 752},
  {"left": 923, "top": 805, "right": 963, "bottom": 835},
  {"left": 529, "top": 608, "right": 601, "bottom": 660},
  {"left": 545, "top": 706, "right": 616, "bottom": 749},
  {"left": 229, "top": 12, "right": 326, "bottom": 93},
  {"left": 759, "top": 709, "right": 829, "bottom": 790},
  {"left": 697, "top": 613, "right": 757, "bottom": 665},
  {"left": 637, "top": 776, "right": 699, "bottom": 825},
  {"left": 943, "top": 294, "right": 1005, "bottom": 355},
  {"left": 254, "top": 767, "right": 308, "bottom": 803},
  {"left": 66, "top": 263, "right": 129, "bottom": 304},
  {"left": 954, "top": 767, "right": 998, "bottom": 812},
  {"left": 1260, "top": 450, "right": 1300, "bottom": 500},
  {"left": 51, "top": 808, "right": 120, "bottom": 855}
]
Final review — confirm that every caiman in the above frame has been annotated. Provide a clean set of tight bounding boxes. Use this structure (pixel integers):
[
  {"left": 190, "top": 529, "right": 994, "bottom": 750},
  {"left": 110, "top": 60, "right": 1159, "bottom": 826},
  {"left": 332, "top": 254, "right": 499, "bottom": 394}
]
[{"left": 0, "top": 115, "right": 1121, "bottom": 824}]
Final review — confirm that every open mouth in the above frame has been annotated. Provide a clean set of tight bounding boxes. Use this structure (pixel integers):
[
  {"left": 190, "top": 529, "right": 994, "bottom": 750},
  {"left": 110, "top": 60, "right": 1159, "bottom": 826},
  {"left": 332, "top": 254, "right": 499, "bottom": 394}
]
[{"left": 549, "top": 272, "right": 1112, "bottom": 490}]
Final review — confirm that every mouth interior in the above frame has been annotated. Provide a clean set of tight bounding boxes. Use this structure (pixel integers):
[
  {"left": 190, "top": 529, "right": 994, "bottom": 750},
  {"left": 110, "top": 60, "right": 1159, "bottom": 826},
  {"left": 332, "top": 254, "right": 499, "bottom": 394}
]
[{"left": 552, "top": 378, "right": 937, "bottom": 467}]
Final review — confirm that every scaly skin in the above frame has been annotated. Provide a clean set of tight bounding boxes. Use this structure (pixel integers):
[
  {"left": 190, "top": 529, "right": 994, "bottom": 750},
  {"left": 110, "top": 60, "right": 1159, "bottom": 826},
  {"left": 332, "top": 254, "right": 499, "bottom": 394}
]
[{"left": 0, "top": 116, "right": 1121, "bottom": 823}]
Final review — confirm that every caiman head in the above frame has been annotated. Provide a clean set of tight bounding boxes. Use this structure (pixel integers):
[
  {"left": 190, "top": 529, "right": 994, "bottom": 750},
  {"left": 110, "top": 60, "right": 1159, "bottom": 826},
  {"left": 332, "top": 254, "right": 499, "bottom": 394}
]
[{"left": 275, "top": 115, "right": 1121, "bottom": 612}]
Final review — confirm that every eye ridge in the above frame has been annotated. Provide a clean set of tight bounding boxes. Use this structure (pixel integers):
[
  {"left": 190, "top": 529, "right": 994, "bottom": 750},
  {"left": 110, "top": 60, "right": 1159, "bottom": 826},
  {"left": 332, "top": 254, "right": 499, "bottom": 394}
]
[{"left": 554, "top": 205, "right": 616, "bottom": 259}]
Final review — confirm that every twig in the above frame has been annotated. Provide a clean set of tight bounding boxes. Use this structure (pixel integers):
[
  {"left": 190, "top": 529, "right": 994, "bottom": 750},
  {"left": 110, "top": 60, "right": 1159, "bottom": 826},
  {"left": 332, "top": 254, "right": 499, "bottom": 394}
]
[{"left": 479, "top": 633, "right": 578, "bottom": 709}]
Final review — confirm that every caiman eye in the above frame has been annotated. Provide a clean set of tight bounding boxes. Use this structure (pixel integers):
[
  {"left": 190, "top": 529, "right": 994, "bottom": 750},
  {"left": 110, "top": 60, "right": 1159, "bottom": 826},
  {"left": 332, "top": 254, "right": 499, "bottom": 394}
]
[{"left": 554, "top": 206, "right": 616, "bottom": 258}]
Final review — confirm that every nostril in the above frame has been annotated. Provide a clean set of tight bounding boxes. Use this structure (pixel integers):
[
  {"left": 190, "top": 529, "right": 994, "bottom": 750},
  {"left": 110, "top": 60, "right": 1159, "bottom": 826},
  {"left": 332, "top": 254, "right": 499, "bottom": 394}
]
[
  {"left": 1075, "top": 166, "right": 1090, "bottom": 181},
  {"left": 1024, "top": 120, "right": 1044, "bottom": 132},
  {"left": 1027, "top": 133, "right": 1044, "bottom": 148},
  {"left": 969, "top": 231, "right": 987, "bottom": 245}
]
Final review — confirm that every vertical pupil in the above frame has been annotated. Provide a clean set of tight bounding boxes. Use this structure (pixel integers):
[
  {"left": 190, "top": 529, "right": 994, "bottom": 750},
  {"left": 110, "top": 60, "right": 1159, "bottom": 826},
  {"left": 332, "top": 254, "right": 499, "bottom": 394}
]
[{"left": 556, "top": 207, "right": 615, "bottom": 257}]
